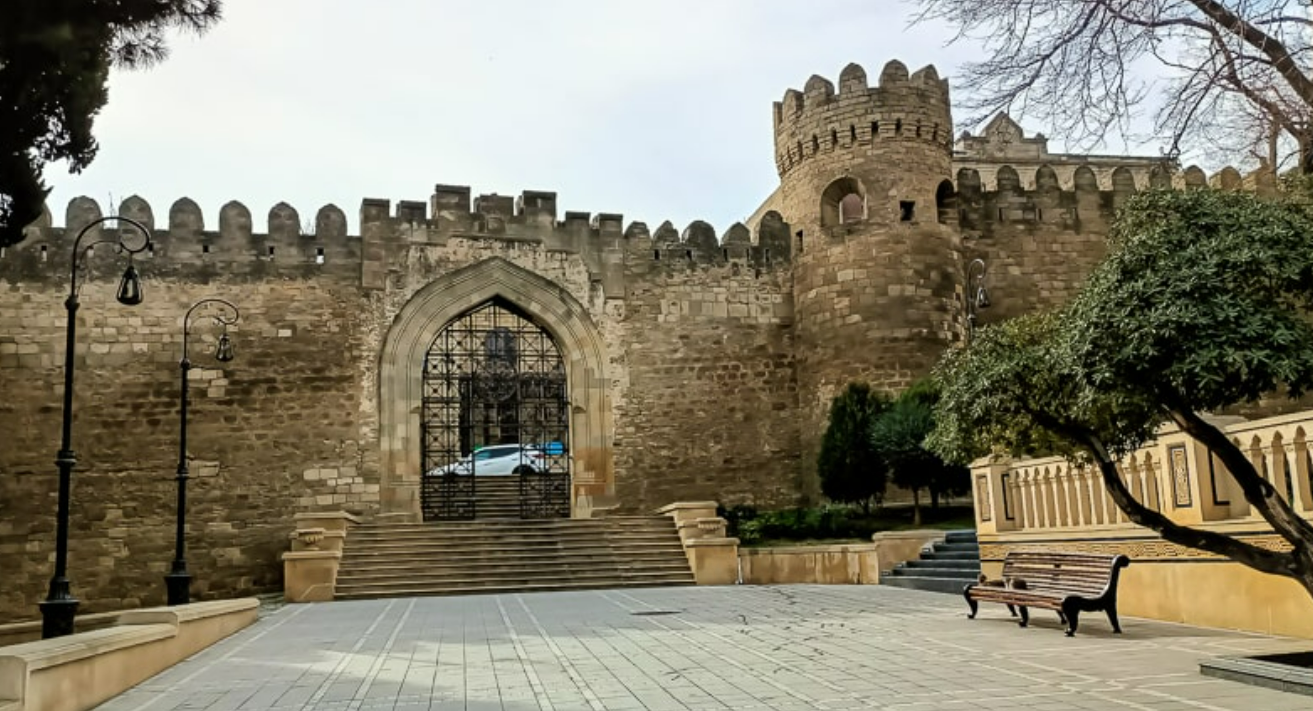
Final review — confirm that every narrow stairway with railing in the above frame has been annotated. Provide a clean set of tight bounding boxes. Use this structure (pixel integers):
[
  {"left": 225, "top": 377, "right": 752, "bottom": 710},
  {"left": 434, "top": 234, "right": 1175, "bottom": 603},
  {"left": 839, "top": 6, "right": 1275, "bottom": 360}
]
[
  {"left": 334, "top": 513, "right": 696, "bottom": 600},
  {"left": 879, "top": 529, "right": 981, "bottom": 594}
]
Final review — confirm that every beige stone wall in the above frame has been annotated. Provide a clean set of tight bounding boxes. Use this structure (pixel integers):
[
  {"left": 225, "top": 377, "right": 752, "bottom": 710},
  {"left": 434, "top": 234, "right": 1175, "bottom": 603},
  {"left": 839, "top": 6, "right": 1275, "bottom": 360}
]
[
  {"left": 614, "top": 244, "right": 800, "bottom": 510},
  {"left": 0, "top": 274, "right": 372, "bottom": 622}
]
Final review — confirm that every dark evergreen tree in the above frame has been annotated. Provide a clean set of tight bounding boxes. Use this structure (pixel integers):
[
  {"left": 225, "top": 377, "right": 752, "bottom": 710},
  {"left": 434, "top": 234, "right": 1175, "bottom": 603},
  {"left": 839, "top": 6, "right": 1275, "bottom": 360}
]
[
  {"left": 1, "top": 1, "right": 223, "bottom": 246},
  {"left": 817, "top": 382, "right": 890, "bottom": 514}
]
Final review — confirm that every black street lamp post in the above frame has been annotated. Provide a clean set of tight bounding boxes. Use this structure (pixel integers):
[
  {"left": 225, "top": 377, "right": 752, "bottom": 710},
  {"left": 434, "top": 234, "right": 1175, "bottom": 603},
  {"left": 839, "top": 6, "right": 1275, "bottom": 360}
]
[
  {"left": 41, "top": 216, "right": 152, "bottom": 640},
  {"left": 965, "top": 257, "right": 991, "bottom": 344},
  {"left": 165, "top": 298, "right": 239, "bottom": 606}
]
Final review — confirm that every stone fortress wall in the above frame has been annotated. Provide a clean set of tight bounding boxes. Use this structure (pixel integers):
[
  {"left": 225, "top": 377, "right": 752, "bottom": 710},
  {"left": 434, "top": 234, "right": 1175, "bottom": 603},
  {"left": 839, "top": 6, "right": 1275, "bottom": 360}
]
[
  {"left": 0, "top": 56, "right": 1282, "bottom": 622},
  {"left": 0, "top": 189, "right": 799, "bottom": 621}
]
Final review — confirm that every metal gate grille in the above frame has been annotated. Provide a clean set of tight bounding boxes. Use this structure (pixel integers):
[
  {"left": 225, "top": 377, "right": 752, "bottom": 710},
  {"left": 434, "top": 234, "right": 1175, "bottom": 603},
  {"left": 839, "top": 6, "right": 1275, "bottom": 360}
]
[{"left": 420, "top": 299, "right": 571, "bottom": 520}]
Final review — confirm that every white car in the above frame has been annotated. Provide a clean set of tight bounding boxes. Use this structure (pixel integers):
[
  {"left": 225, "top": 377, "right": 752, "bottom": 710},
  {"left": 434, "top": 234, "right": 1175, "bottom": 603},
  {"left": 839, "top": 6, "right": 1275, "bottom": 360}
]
[{"left": 426, "top": 444, "right": 550, "bottom": 476}]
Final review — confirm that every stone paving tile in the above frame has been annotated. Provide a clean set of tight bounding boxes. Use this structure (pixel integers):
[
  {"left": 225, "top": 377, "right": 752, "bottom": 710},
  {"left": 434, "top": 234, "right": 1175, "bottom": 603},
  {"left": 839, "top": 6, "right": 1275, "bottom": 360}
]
[{"left": 90, "top": 585, "right": 1313, "bottom": 711}]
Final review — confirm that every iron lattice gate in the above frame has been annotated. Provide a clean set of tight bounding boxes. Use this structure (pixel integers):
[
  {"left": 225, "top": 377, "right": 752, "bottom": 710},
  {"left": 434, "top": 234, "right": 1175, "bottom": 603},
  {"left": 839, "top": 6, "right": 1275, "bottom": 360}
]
[{"left": 420, "top": 299, "right": 571, "bottom": 520}]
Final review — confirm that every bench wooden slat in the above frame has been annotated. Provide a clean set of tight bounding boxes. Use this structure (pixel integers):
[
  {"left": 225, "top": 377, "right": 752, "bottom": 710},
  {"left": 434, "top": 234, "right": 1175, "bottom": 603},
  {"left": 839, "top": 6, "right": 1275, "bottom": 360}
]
[{"left": 964, "top": 550, "right": 1130, "bottom": 637}]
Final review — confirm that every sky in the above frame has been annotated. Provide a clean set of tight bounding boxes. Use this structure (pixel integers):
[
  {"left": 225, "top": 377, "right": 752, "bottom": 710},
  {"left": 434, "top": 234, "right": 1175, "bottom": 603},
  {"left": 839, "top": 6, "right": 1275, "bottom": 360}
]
[{"left": 40, "top": 0, "right": 1124, "bottom": 235}]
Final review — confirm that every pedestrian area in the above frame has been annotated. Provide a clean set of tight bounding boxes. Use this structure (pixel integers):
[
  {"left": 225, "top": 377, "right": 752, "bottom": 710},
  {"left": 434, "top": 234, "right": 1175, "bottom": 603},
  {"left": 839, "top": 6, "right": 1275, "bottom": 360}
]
[{"left": 93, "top": 585, "right": 1312, "bottom": 711}]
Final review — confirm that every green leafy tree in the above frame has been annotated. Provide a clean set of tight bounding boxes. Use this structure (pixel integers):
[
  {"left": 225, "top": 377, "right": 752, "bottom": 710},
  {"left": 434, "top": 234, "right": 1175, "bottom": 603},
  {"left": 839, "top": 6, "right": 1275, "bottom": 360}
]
[
  {"left": 930, "top": 187, "right": 1313, "bottom": 597},
  {"left": 1, "top": 1, "right": 223, "bottom": 246},
  {"left": 817, "top": 382, "right": 890, "bottom": 514},
  {"left": 869, "top": 379, "right": 969, "bottom": 526}
]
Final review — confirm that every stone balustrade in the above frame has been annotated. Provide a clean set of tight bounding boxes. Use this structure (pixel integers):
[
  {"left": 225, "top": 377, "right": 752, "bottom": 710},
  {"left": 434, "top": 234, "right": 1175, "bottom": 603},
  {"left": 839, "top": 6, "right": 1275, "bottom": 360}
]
[{"left": 971, "top": 411, "right": 1313, "bottom": 535}]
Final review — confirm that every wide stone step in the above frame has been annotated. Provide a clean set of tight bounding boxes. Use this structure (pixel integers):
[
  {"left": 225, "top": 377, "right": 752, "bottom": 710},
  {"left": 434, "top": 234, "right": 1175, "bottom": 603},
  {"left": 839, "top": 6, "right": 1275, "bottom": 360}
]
[
  {"left": 336, "top": 567, "right": 695, "bottom": 591},
  {"left": 338, "top": 550, "right": 688, "bottom": 574},
  {"left": 919, "top": 551, "right": 980, "bottom": 561},
  {"left": 341, "top": 548, "right": 688, "bottom": 567},
  {"left": 932, "top": 542, "right": 980, "bottom": 553},
  {"left": 345, "top": 536, "right": 681, "bottom": 552},
  {"left": 887, "top": 565, "right": 979, "bottom": 579},
  {"left": 334, "top": 577, "right": 696, "bottom": 600},
  {"left": 350, "top": 522, "right": 677, "bottom": 535},
  {"left": 901, "top": 558, "right": 980, "bottom": 570},
  {"left": 340, "top": 556, "right": 690, "bottom": 577},
  {"left": 338, "top": 561, "right": 695, "bottom": 585},
  {"left": 880, "top": 576, "right": 972, "bottom": 595}
]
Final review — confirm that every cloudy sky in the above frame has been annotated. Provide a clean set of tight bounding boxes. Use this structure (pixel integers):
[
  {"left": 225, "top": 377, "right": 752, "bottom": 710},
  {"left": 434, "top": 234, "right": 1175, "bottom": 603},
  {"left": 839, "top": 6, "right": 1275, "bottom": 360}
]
[{"left": 41, "top": 1, "right": 1125, "bottom": 235}]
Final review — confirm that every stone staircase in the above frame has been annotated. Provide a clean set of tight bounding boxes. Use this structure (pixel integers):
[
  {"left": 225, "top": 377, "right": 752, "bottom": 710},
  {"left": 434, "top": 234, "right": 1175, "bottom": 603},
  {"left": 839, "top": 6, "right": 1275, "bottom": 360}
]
[
  {"left": 879, "top": 529, "right": 980, "bottom": 595},
  {"left": 334, "top": 515, "right": 696, "bottom": 599}
]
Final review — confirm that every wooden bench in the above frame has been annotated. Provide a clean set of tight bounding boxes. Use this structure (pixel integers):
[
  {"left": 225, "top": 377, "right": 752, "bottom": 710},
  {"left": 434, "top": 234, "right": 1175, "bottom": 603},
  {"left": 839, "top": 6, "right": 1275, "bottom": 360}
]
[{"left": 964, "top": 551, "right": 1130, "bottom": 637}]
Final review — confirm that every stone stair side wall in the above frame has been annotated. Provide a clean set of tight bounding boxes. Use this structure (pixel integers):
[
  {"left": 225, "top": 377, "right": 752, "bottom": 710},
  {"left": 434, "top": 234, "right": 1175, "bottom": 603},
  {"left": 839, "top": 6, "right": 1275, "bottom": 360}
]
[
  {"left": 283, "top": 511, "right": 361, "bottom": 602},
  {"left": 656, "top": 502, "right": 740, "bottom": 585},
  {"left": 736, "top": 530, "right": 948, "bottom": 585}
]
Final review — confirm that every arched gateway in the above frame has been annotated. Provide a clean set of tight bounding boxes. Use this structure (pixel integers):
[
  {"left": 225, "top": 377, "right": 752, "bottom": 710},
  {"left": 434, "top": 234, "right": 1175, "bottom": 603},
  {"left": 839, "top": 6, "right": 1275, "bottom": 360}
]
[
  {"left": 420, "top": 299, "right": 570, "bottom": 519},
  {"left": 378, "top": 258, "right": 613, "bottom": 521}
]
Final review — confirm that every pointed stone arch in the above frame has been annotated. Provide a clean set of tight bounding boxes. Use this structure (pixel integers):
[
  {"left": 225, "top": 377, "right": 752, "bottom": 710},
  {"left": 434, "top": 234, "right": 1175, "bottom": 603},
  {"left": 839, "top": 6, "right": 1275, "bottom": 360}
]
[{"left": 377, "top": 257, "right": 612, "bottom": 519}]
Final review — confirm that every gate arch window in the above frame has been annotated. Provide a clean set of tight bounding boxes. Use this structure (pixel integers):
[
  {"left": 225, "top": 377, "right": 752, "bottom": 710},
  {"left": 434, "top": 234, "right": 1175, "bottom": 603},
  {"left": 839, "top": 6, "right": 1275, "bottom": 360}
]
[{"left": 420, "top": 298, "right": 570, "bottom": 520}]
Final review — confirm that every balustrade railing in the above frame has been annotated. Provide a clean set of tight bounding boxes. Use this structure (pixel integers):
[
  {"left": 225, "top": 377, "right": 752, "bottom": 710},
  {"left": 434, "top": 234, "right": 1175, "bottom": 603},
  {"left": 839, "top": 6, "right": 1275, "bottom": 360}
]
[{"left": 972, "top": 410, "right": 1313, "bottom": 534}]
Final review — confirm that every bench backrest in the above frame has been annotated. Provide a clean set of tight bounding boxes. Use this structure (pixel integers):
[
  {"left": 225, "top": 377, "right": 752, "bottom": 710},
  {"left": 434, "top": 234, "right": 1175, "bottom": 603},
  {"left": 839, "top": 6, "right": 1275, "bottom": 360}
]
[{"left": 1001, "top": 551, "right": 1130, "bottom": 598}]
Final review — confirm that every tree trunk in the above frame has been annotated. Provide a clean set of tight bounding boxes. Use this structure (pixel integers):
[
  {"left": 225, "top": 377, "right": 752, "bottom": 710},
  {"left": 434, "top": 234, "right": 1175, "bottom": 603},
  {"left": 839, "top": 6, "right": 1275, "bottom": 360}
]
[
  {"left": 931, "top": 487, "right": 940, "bottom": 510},
  {"left": 912, "top": 488, "right": 922, "bottom": 527}
]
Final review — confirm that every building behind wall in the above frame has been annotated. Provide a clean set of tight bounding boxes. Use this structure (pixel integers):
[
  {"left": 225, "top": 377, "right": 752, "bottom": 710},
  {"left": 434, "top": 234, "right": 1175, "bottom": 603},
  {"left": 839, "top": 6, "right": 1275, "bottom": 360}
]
[{"left": 0, "top": 58, "right": 1268, "bottom": 621}]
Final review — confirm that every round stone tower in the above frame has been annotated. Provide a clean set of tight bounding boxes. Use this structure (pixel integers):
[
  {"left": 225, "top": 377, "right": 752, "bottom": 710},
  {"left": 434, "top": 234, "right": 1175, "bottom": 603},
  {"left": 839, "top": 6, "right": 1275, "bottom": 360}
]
[{"left": 773, "top": 60, "right": 962, "bottom": 496}]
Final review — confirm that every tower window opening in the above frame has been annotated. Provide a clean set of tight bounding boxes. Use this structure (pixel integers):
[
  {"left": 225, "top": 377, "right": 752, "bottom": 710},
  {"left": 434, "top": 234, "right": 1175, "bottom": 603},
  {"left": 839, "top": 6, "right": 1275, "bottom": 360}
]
[
  {"left": 202, "top": 244, "right": 211, "bottom": 254},
  {"left": 840, "top": 193, "right": 865, "bottom": 224},
  {"left": 895, "top": 118, "right": 903, "bottom": 135},
  {"left": 722, "top": 248, "right": 729, "bottom": 261},
  {"left": 820, "top": 177, "right": 866, "bottom": 228},
  {"left": 685, "top": 249, "right": 693, "bottom": 262},
  {"left": 267, "top": 245, "right": 276, "bottom": 257},
  {"left": 315, "top": 246, "right": 325, "bottom": 264},
  {"left": 765, "top": 248, "right": 772, "bottom": 264},
  {"left": 916, "top": 122, "right": 922, "bottom": 137},
  {"left": 871, "top": 121, "right": 879, "bottom": 139},
  {"left": 900, "top": 201, "right": 916, "bottom": 222},
  {"left": 932, "top": 124, "right": 939, "bottom": 142},
  {"left": 654, "top": 249, "right": 661, "bottom": 261},
  {"left": 850, "top": 125, "right": 857, "bottom": 142},
  {"left": 831, "top": 129, "right": 838, "bottom": 148},
  {"left": 146, "top": 243, "right": 154, "bottom": 256},
  {"left": 797, "top": 140, "right": 803, "bottom": 159},
  {"left": 795, "top": 230, "right": 804, "bottom": 254},
  {"left": 40, "top": 245, "right": 47, "bottom": 262},
  {"left": 998, "top": 208, "right": 1005, "bottom": 221},
  {"left": 811, "top": 134, "right": 819, "bottom": 154},
  {"left": 1037, "top": 208, "right": 1044, "bottom": 221}
]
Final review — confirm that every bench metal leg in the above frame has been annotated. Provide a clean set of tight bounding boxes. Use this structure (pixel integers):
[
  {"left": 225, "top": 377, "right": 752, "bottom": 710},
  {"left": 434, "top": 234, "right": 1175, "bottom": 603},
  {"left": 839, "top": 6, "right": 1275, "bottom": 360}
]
[
  {"left": 963, "top": 584, "right": 979, "bottom": 619},
  {"left": 1017, "top": 606, "right": 1029, "bottom": 628},
  {"left": 1061, "top": 600, "right": 1081, "bottom": 637},
  {"left": 1006, "top": 604, "right": 1017, "bottom": 618},
  {"left": 1106, "top": 606, "right": 1122, "bottom": 634}
]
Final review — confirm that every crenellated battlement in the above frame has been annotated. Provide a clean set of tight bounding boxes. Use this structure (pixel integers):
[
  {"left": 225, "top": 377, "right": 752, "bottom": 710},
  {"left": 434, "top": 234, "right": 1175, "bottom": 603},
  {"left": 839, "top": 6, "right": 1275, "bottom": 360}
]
[
  {"left": 772, "top": 60, "right": 953, "bottom": 177},
  {"left": 0, "top": 188, "right": 794, "bottom": 292},
  {"left": 943, "top": 162, "right": 1277, "bottom": 235}
]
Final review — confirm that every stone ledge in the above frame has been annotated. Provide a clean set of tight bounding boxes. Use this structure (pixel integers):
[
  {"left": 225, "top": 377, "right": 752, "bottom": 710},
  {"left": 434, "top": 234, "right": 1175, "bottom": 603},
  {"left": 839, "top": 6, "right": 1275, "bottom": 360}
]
[
  {"left": 0, "top": 623, "right": 174, "bottom": 677},
  {"left": 0, "top": 612, "right": 121, "bottom": 648},
  {"left": 656, "top": 502, "right": 720, "bottom": 515},
  {"left": 684, "top": 537, "right": 741, "bottom": 548},
  {"left": 0, "top": 598, "right": 258, "bottom": 711},
  {"left": 740, "top": 542, "right": 877, "bottom": 555},
  {"left": 116, "top": 598, "right": 258, "bottom": 627}
]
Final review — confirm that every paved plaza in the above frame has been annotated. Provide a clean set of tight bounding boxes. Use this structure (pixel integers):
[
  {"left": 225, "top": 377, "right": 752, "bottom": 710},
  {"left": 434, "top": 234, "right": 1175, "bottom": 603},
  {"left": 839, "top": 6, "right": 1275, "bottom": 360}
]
[{"left": 93, "top": 585, "right": 1312, "bottom": 711}]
